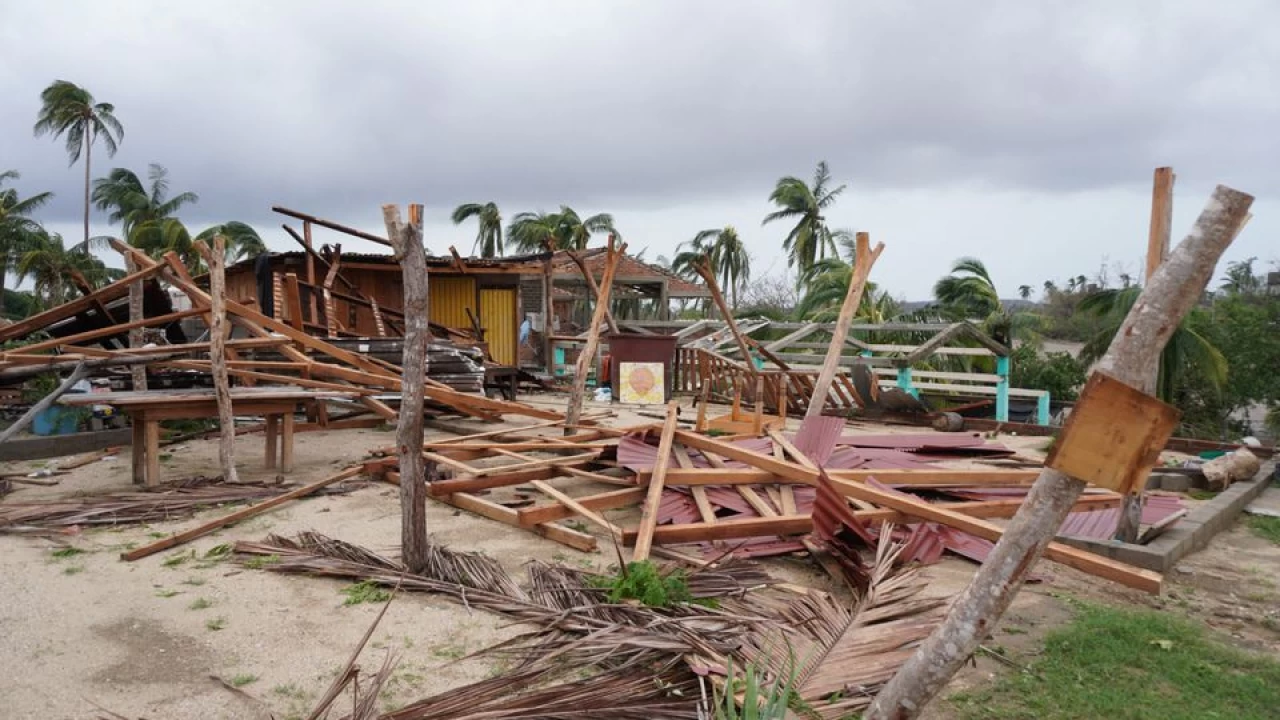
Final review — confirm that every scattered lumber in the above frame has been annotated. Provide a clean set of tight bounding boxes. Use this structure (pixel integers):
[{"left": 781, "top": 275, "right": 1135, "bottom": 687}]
[{"left": 121, "top": 466, "right": 365, "bottom": 561}]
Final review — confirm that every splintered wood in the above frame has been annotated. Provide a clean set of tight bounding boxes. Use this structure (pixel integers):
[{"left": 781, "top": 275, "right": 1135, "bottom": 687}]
[{"left": 363, "top": 410, "right": 1172, "bottom": 595}]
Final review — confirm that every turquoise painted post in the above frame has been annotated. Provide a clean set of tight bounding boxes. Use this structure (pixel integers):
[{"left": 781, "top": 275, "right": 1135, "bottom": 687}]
[
  {"left": 896, "top": 366, "right": 917, "bottom": 398},
  {"left": 995, "top": 355, "right": 1010, "bottom": 422},
  {"left": 1036, "top": 392, "right": 1051, "bottom": 425}
]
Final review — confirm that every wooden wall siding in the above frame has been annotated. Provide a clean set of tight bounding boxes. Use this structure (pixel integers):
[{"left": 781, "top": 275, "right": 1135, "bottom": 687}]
[{"left": 480, "top": 287, "right": 518, "bottom": 365}]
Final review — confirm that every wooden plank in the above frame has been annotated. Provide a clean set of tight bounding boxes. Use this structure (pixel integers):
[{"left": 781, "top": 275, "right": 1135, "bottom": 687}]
[
  {"left": 15, "top": 308, "right": 206, "bottom": 355},
  {"left": 619, "top": 495, "right": 1124, "bottom": 545},
  {"left": 426, "top": 461, "right": 597, "bottom": 495},
  {"left": 530, "top": 480, "right": 623, "bottom": 537},
  {"left": 443, "top": 490, "right": 597, "bottom": 552},
  {"left": 635, "top": 467, "right": 1042, "bottom": 487},
  {"left": 674, "top": 445, "right": 717, "bottom": 525},
  {"left": 0, "top": 263, "right": 165, "bottom": 343},
  {"left": 517, "top": 487, "right": 645, "bottom": 526},
  {"left": 673, "top": 429, "right": 817, "bottom": 485},
  {"left": 283, "top": 273, "right": 305, "bottom": 330},
  {"left": 806, "top": 232, "right": 884, "bottom": 417},
  {"left": 1047, "top": 372, "right": 1180, "bottom": 494},
  {"left": 122, "top": 466, "right": 365, "bottom": 561},
  {"left": 632, "top": 402, "right": 678, "bottom": 562},
  {"left": 829, "top": 477, "right": 1163, "bottom": 593},
  {"left": 564, "top": 237, "right": 624, "bottom": 432}
]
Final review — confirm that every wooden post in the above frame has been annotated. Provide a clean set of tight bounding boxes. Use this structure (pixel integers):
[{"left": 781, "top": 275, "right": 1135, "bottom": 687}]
[
  {"left": 564, "top": 237, "right": 625, "bottom": 434},
  {"left": 1117, "top": 167, "right": 1177, "bottom": 543},
  {"left": 867, "top": 185, "right": 1253, "bottom": 720},
  {"left": 632, "top": 401, "right": 678, "bottom": 561},
  {"left": 126, "top": 254, "right": 147, "bottom": 392},
  {"left": 322, "top": 243, "right": 342, "bottom": 338},
  {"left": 806, "top": 232, "right": 884, "bottom": 419},
  {"left": 383, "top": 203, "right": 430, "bottom": 574},
  {"left": 208, "top": 235, "right": 240, "bottom": 484},
  {"left": 566, "top": 249, "right": 620, "bottom": 335},
  {"left": 692, "top": 256, "right": 756, "bottom": 373},
  {"left": 543, "top": 244, "right": 556, "bottom": 374},
  {"left": 303, "top": 220, "right": 318, "bottom": 325}
]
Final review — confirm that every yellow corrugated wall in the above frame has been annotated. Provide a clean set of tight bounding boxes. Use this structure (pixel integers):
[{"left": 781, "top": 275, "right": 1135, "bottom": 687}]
[
  {"left": 479, "top": 288, "right": 517, "bottom": 365},
  {"left": 429, "top": 276, "right": 476, "bottom": 330}
]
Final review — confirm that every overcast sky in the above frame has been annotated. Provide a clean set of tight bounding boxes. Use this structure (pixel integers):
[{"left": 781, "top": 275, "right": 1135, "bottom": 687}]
[{"left": 2, "top": 1, "right": 1275, "bottom": 299}]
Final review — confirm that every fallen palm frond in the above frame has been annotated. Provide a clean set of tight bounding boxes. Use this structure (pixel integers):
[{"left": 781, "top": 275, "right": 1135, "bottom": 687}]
[
  {"left": 0, "top": 477, "right": 361, "bottom": 534},
  {"left": 305, "top": 582, "right": 400, "bottom": 720},
  {"left": 381, "top": 663, "right": 702, "bottom": 720},
  {"left": 703, "top": 529, "right": 948, "bottom": 719},
  {"left": 237, "top": 531, "right": 941, "bottom": 719}
]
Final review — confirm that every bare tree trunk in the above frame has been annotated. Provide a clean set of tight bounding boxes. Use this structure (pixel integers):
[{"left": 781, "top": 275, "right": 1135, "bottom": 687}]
[
  {"left": 127, "top": 255, "right": 148, "bottom": 392},
  {"left": 384, "top": 203, "right": 430, "bottom": 574},
  {"left": 82, "top": 130, "right": 92, "bottom": 249},
  {"left": 208, "top": 235, "right": 239, "bottom": 484},
  {"left": 806, "top": 232, "right": 884, "bottom": 418},
  {"left": 564, "top": 238, "right": 624, "bottom": 434},
  {"left": 867, "top": 185, "right": 1253, "bottom": 720},
  {"left": 566, "top": 249, "right": 619, "bottom": 335}
]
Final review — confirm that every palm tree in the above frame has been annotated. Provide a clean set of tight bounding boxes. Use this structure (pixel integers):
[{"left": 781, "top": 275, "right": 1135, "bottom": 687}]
[
  {"left": 0, "top": 171, "right": 54, "bottom": 316},
  {"left": 1079, "top": 287, "right": 1226, "bottom": 403},
  {"left": 1220, "top": 257, "right": 1261, "bottom": 295},
  {"left": 674, "top": 227, "right": 751, "bottom": 308},
  {"left": 195, "top": 222, "right": 267, "bottom": 264},
  {"left": 32, "top": 80, "right": 124, "bottom": 248},
  {"left": 16, "top": 230, "right": 119, "bottom": 307},
  {"left": 92, "top": 165, "right": 200, "bottom": 265},
  {"left": 763, "top": 161, "right": 846, "bottom": 275},
  {"left": 794, "top": 256, "right": 891, "bottom": 322},
  {"left": 507, "top": 206, "right": 617, "bottom": 253},
  {"left": 451, "top": 202, "right": 503, "bottom": 258},
  {"left": 933, "top": 257, "right": 1002, "bottom": 319},
  {"left": 1018, "top": 284, "right": 1033, "bottom": 300}
]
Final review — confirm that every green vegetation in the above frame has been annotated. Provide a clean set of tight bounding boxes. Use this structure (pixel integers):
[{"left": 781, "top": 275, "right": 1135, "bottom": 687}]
[
  {"left": 950, "top": 602, "right": 1280, "bottom": 720},
  {"left": 709, "top": 659, "right": 798, "bottom": 720},
  {"left": 340, "top": 580, "right": 391, "bottom": 606},
  {"left": 672, "top": 226, "right": 750, "bottom": 309},
  {"left": 162, "top": 549, "right": 196, "bottom": 567},
  {"left": 229, "top": 673, "right": 258, "bottom": 687},
  {"left": 243, "top": 554, "right": 280, "bottom": 570},
  {"left": 62, "top": 565, "right": 85, "bottom": 575},
  {"left": 205, "top": 616, "right": 227, "bottom": 631},
  {"left": 155, "top": 588, "right": 180, "bottom": 598},
  {"left": 451, "top": 201, "right": 504, "bottom": 258},
  {"left": 188, "top": 597, "right": 213, "bottom": 610},
  {"left": 1246, "top": 516, "right": 1280, "bottom": 545},
  {"left": 507, "top": 206, "right": 617, "bottom": 254},
  {"left": 50, "top": 547, "right": 85, "bottom": 559},
  {"left": 763, "top": 160, "right": 846, "bottom": 276},
  {"left": 588, "top": 560, "right": 714, "bottom": 608}
]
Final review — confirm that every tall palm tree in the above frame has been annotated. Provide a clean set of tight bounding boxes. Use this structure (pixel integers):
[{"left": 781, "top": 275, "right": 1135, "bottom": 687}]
[
  {"left": 33, "top": 80, "right": 124, "bottom": 248},
  {"left": 507, "top": 206, "right": 617, "bottom": 253},
  {"left": 1079, "top": 287, "right": 1226, "bottom": 403},
  {"left": 16, "top": 230, "right": 119, "bottom": 308},
  {"left": 0, "top": 171, "right": 54, "bottom": 316},
  {"left": 1017, "top": 284, "right": 1033, "bottom": 300},
  {"left": 763, "top": 160, "right": 846, "bottom": 275},
  {"left": 195, "top": 222, "right": 267, "bottom": 264},
  {"left": 92, "top": 164, "right": 200, "bottom": 265},
  {"left": 451, "top": 202, "right": 504, "bottom": 258},
  {"left": 794, "top": 256, "right": 892, "bottom": 322},
  {"left": 674, "top": 227, "right": 751, "bottom": 309}
]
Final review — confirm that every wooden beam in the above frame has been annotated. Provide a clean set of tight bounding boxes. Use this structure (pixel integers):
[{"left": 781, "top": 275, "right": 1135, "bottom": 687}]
[
  {"left": 273, "top": 206, "right": 393, "bottom": 247},
  {"left": 518, "top": 486, "right": 646, "bottom": 526},
  {"left": 14, "top": 308, "right": 205, "bottom": 355},
  {"left": 0, "top": 263, "right": 165, "bottom": 343},
  {"left": 632, "top": 402, "right": 678, "bottom": 561},
  {"left": 564, "top": 237, "right": 625, "bottom": 433},
  {"left": 122, "top": 467, "right": 364, "bottom": 561},
  {"left": 426, "top": 460, "right": 597, "bottom": 495},
  {"left": 807, "top": 232, "right": 885, "bottom": 417}
]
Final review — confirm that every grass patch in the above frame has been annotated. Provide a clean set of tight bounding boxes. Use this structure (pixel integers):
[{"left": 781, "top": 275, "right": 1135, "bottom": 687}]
[
  {"left": 1188, "top": 489, "right": 1220, "bottom": 501},
  {"left": 148, "top": 531, "right": 168, "bottom": 539},
  {"left": 229, "top": 673, "right": 258, "bottom": 687},
  {"left": 189, "top": 597, "right": 213, "bottom": 610},
  {"left": 181, "top": 576, "right": 206, "bottom": 586},
  {"left": 341, "top": 580, "right": 391, "bottom": 606},
  {"left": 63, "top": 565, "right": 85, "bottom": 575},
  {"left": 588, "top": 560, "right": 716, "bottom": 608},
  {"left": 205, "top": 617, "right": 227, "bottom": 631},
  {"left": 950, "top": 602, "right": 1280, "bottom": 720},
  {"left": 1246, "top": 515, "right": 1280, "bottom": 545},
  {"left": 155, "top": 589, "right": 180, "bottom": 598},
  {"left": 50, "top": 547, "right": 85, "bottom": 559},
  {"left": 162, "top": 549, "right": 197, "bottom": 567}
]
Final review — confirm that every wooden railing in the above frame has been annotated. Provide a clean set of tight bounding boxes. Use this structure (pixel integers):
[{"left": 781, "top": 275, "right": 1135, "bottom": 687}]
[{"left": 675, "top": 347, "right": 867, "bottom": 416}]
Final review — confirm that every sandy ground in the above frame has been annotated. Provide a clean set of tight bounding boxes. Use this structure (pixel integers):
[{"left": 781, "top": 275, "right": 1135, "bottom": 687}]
[{"left": 1, "top": 397, "right": 1277, "bottom": 719}]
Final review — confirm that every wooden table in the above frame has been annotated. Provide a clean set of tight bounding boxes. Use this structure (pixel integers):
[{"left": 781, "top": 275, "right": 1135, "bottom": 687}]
[{"left": 60, "top": 388, "right": 357, "bottom": 486}]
